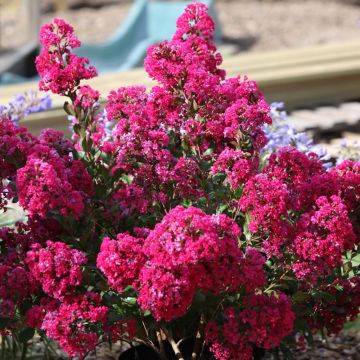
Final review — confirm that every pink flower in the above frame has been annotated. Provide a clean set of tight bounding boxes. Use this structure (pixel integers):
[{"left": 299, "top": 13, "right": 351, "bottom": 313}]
[
  {"left": 41, "top": 292, "right": 107, "bottom": 357},
  {"left": 308, "top": 278, "right": 360, "bottom": 335},
  {"left": 206, "top": 293, "right": 295, "bottom": 359},
  {"left": 16, "top": 145, "right": 93, "bottom": 218},
  {"left": 74, "top": 85, "right": 100, "bottom": 110},
  {"left": 137, "top": 206, "right": 264, "bottom": 321},
  {"left": 211, "top": 148, "right": 259, "bottom": 189},
  {"left": 36, "top": 18, "right": 96, "bottom": 95},
  {"left": 293, "top": 195, "right": 356, "bottom": 280},
  {"left": 25, "top": 305, "right": 45, "bottom": 328},
  {"left": 138, "top": 264, "right": 197, "bottom": 321},
  {"left": 26, "top": 241, "right": 87, "bottom": 300},
  {"left": 240, "top": 173, "right": 292, "bottom": 255},
  {"left": 0, "top": 231, "right": 39, "bottom": 307},
  {"left": 97, "top": 234, "right": 146, "bottom": 292}
]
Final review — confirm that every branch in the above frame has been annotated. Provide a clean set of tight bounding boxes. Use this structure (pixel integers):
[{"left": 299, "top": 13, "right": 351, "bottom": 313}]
[
  {"left": 133, "top": 337, "right": 161, "bottom": 358},
  {"left": 161, "top": 327, "right": 185, "bottom": 360},
  {"left": 156, "top": 329, "right": 167, "bottom": 360},
  {"left": 192, "top": 314, "right": 205, "bottom": 360}
]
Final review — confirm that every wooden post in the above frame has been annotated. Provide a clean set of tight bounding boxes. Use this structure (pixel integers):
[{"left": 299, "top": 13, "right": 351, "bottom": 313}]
[
  {"left": 23, "top": 0, "right": 41, "bottom": 44},
  {"left": 54, "top": 0, "right": 68, "bottom": 12}
]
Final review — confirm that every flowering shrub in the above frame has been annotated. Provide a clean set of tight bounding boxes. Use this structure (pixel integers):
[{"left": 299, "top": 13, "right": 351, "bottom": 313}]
[{"left": 0, "top": 3, "right": 359, "bottom": 360}]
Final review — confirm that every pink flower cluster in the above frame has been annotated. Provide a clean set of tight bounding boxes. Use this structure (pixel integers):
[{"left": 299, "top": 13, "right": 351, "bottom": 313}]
[
  {"left": 97, "top": 234, "right": 146, "bottom": 292},
  {"left": 98, "top": 3, "right": 271, "bottom": 218},
  {"left": 211, "top": 148, "right": 259, "bottom": 189},
  {"left": 0, "top": 117, "right": 35, "bottom": 210},
  {"left": 0, "top": 113, "right": 93, "bottom": 220},
  {"left": 139, "top": 206, "right": 245, "bottom": 320},
  {"left": 0, "top": 226, "right": 39, "bottom": 325},
  {"left": 0, "top": 253, "right": 38, "bottom": 319},
  {"left": 26, "top": 240, "right": 87, "bottom": 299},
  {"left": 41, "top": 292, "right": 107, "bottom": 357},
  {"left": 98, "top": 206, "right": 267, "bottom": 321},
  {"left": 37, "top": 291, "right": 136, "bottom": 357},
  {"left": 36, "top": 18, "right": 97, "bottom": 95},
  {"left": 308, "top": 277, "right": 360, "bottom": 335},
  {"left": 205, "top": 293, "right": 295, "bottom": 360},
  {"left": 17, "top": 143, "right": 93, "bottom": 219},
  {"left": 74, "top": 85, "right": 100, "bottom": 110},
  {"left": 293, "top": 195, "right": 356, "bottom": 280},
  {"left": 240, "top": 146, "right": 359, "bottom": 282}
]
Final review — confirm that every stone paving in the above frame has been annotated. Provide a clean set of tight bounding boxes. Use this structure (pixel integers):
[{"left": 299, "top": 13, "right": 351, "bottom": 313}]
[{"left": 288, "top": 101, "right": 360, "bottom": 156}]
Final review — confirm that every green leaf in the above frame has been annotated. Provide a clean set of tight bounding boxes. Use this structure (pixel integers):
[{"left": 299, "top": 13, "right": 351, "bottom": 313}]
[
  {"left": 63, "top": 101, "right": 74, "bottom": 116},
  {"left": 76, "top": 150, "right": 86, "bottom": 160},
  {"left": 73, "top": 123, "right": 81, "bottom": 135},
  {"left": 212, "top": 172, "right": 225, "bottom": 184},
  {"left": 197, "top": 197, "right": 207, "bottom": 207},
  {"left": 343, "top": 261, "right": 352, "bottom": 274},
  {"left": 193, "top": 291, "right": 206, "bottom": 307},
  {"left": 120, "top": 174, "right": 134, "bottom": 185},
  {"left": 18, "top": 328, "right": 35, "bottom": 343},
  {"left": 108, "top": 311, "right": 125, "bottom": 322},
  {"left": 103, "top": 292, "right": 120, "bottom": 306},
  {"left": 123, "top": 297, "right": 137, "bottom": 306},
  {"left": 313, "top": 291, "right": 336, "bottom": 302},
  {"left": 203, "top": 147, "right": 214, "bottom": 157},
  {"left": 182, "top": 199, "right": 192, "bottom": 208},
  {"left": 80, "top": 136, "right": 88, "bottom": 151},
  {"left": 18, "top": 300, "right": 33, "bottom": 315},
  {"left": 0, "top": 317, "right": 10, "bottom": 328},
  {"left": 217, "top": 204, "right": 227, "bottom": 214},
  {"left": 281, "top": 275, "right": 296, "bottom": 281},
  {"left": 292, "top": 291, "right": 308, "bottom": 303},
  {"left": 234, "top": 187, "right": 243, "bottom": 198},
  {"left": 335, "top": 284, "right": 344, "bottom": 291}
]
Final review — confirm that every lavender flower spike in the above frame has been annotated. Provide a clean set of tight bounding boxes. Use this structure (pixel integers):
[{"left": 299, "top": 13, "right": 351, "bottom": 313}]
[
  {"left": 0, "top": 91, "right": 52, "bottom": 123},
  {"left": 263, "top": 102, "right": 332, "bottom": 168}
]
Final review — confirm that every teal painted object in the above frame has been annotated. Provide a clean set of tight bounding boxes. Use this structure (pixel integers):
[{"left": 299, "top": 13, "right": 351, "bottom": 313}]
[
  {"left": 75, "top": 0, "right": 221, "bottom": 73},
  {"left": 0, "top": 72, "right": 36, "bottom": 85}
]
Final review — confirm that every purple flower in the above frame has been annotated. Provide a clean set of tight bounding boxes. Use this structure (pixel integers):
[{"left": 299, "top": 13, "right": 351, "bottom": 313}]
[
  {"left": 263, "top": 102, "right": 332, "bottom": 167},
  {"left": 0, "top": 91, "right": 52, "bottom": 123}
]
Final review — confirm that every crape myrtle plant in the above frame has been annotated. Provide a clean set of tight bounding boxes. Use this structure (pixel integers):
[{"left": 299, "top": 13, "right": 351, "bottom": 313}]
[{"left": 0, "top": 3, "right": 359, "bottom": 360}]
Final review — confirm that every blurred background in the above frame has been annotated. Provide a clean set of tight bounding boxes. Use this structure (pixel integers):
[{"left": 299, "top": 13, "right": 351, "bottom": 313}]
[{"left": 1, "top": 0, "right": 360, "bottom": 55}]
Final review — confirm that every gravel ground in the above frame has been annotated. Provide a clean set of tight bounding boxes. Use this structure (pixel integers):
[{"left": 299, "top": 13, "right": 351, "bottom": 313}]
[
  {"left": 1, "top": 0, "right": 360, "bottom": 53},
  {"left": 293, "top": 331, "right": 360, "bottom": 360},
  {"left": 64, "top": 330, "right": 360, "bottom": 359},
  {"left": 218, "top": 0, "right": 360, "bottom": 53}
]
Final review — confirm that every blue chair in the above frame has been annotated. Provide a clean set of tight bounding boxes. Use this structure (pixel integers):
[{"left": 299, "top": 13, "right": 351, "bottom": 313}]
[{"left": 75, "top": 0, "right": 221, "bottom": 73}]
